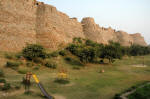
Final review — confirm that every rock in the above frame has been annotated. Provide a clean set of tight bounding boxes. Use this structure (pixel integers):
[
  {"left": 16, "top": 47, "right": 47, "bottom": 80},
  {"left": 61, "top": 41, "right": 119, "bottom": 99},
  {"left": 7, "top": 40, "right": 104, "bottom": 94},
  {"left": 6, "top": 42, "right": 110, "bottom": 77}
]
[{"left": 0, "top": 0, "right": 147, "bottom": 52}]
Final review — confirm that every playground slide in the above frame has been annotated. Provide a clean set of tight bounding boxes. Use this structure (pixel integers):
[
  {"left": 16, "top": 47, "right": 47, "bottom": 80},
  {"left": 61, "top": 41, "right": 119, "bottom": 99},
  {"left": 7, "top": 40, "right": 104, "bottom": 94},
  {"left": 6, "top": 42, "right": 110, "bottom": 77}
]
[
  {"left": 38, "top": 83, "right": 53, "bottom": 99},
  {"left": 32, "top": 75, "right": 53, "bottom": 99}
]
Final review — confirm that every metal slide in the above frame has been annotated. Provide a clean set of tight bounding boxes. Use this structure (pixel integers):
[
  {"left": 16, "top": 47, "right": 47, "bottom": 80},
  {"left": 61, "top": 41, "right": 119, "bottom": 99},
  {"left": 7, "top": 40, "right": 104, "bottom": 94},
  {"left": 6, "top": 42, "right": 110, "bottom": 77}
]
[{"left": 32, "top": 74, "right": 53, "bottom": 99}]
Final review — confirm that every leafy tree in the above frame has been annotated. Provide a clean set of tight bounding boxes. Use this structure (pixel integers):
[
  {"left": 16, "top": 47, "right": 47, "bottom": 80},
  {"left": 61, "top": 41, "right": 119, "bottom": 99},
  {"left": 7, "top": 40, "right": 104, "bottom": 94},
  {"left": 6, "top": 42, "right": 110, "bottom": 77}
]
[
  {"left": 78, "top": 47, "right": 97, "bottom": 63},
  {"left": 129, "top": 45, "right": 150, "bottom": 56},
  {"left": 100, "top": 41, "right": 123, "bottom": 63},
  {"left": 67, "top": 38, "right": 150, "bottom": 64},
  {"left": 66, "top": 44, "right": 84, "bottom": 55}
]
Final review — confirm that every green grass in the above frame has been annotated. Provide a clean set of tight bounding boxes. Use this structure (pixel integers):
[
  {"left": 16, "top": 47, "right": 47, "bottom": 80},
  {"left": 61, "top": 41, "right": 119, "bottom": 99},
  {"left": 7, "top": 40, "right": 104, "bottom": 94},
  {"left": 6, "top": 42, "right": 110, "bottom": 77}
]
[
  {"left": 128, "top": 84, "right": 150, "bottom": 99},
  {"left": 0, "top": 52, "right": 150, "bottom": 99}
]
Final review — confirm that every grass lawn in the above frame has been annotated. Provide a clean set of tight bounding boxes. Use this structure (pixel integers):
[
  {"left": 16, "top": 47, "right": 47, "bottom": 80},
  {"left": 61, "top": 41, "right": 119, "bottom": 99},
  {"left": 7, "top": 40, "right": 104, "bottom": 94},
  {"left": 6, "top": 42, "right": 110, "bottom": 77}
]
[
  {"left": 0, "top": 51, "right": 150, "bottom": 99},
  {"left": 128, "top": 83, "right": 150, "bottom": 99}
]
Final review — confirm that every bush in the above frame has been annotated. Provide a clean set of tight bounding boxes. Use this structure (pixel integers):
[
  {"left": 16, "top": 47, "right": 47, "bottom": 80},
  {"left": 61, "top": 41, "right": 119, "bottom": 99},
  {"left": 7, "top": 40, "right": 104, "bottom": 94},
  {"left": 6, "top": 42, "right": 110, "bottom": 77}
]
[
  {"left": 0, "top": 79, "right": 6, "bottom": 83},
  {"left": 6, "top": 61, "right": 20, "bottom": 70},
  {"left": 45, "top": 61, "right": 57, "bottom": 69},
  {"left": 59, "top": 50, "right": 66, "bottom": 56},
  {"left": 2, "top": 83, "right": 11, "bottom": 90},
  {"left": 0, "top": 69, "right": 4, "bottom": 77},
  {"left": 22, "top": 44, "right": 46, "bottom": 60}
]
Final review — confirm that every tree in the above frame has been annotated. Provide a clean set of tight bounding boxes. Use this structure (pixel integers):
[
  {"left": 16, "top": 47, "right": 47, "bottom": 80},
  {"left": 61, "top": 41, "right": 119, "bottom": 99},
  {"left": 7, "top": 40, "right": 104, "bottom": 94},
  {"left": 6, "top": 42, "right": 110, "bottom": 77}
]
[
  {"left": 100, "top": 41, "right": 123, "bottom": 63},
  {"left": 78, "top": 47, "right": 97, "bottom": 63},
  {"left": 22, "top": 44, "right": 46, "bottom": 60},
  {"left": 129, "top": 45, "right": 150, "bottom": 56}
]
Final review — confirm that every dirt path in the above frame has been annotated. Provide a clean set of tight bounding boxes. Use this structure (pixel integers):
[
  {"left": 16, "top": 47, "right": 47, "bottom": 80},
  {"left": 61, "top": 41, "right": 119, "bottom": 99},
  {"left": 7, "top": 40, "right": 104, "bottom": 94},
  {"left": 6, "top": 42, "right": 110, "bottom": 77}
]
[
  {"left": 53, "top": 94, "right": 66, "bottom": 99},
  {"left": 0, "top": 88, "right": 66, "bottom": 99},
  {"left": 0, "top": 88, "right": 24, "bottom": 98}
]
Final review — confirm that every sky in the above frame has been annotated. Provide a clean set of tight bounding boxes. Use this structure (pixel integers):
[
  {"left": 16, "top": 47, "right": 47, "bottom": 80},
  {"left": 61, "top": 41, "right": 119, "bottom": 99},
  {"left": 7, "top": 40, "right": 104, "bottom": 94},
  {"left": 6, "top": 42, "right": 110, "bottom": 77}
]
[{"left": 37, "top": 0, "right": 150, "bottom": 44}]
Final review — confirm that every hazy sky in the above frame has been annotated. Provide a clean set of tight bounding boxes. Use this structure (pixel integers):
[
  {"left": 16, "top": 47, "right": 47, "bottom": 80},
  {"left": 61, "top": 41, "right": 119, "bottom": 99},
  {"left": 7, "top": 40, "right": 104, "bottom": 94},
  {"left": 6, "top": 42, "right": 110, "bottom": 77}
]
[{"left": 37, "top": 0, "right": 150, "bottom": 44}]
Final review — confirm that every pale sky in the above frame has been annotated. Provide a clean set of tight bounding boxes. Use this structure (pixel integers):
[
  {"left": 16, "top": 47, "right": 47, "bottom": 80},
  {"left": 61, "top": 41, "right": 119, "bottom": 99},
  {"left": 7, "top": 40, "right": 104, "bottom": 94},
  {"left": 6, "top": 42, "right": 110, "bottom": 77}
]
[{"left": 37, "top": 0, "right": 150, "bottom": 44}]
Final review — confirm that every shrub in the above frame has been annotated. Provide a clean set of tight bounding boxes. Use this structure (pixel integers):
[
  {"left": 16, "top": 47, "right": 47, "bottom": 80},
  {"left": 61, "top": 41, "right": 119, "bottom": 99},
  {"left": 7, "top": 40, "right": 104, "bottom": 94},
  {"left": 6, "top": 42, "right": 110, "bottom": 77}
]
[
  {"left": 2, "top": 83, "right": 11, "bottom": 90},
  {"left": 0, "top": 69, "right": 4, "bottom": 77},
  {"left": 6, "top": 61, "right": 20, "bottom": 70},
  {"left": 0, "top": 79, "right": 6, "bottom": 83},
  {"left": 59, "top": 50, "right": 66, "bottom": 56},
  {"left": 45, "top": 61, "right": 57, "bottom": 69},
  {"left": 22, "top": 44, "right": 46, "bottom": 60}
]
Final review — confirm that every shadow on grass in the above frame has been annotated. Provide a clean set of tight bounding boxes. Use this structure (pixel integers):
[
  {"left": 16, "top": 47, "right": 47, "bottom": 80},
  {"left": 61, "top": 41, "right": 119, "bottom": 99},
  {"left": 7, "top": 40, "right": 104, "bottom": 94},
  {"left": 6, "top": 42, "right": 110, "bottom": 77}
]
[{"left": 54, "top": 79, "right": 70, "bottom": 84}]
